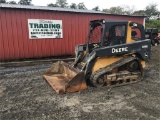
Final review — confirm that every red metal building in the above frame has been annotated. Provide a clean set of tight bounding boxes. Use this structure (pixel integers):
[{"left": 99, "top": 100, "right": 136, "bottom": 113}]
[{"left": 0, "top": 4, "right": 145, "bottom": 61}]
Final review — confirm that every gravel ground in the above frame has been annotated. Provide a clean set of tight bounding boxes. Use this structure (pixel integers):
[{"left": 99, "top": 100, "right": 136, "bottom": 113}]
[{"left": 0, "top": 46, "right": 160, "bottom": 120}]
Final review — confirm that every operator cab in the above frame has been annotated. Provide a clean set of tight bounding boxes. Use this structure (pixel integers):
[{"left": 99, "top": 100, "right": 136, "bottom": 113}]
[
  {"left": 76, "top": 19, "right": 146, "bottom": 64},
  {"left": 88, "top": 20, "right": 127, "bottom": 47},
  {"left": 88, "top": 19, "right": 145, "bottom": 49}
]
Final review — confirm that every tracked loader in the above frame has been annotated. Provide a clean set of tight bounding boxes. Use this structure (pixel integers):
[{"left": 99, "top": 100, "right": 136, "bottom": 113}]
[{"left": 43, "top": 20, "right": 151, "bottom": 94}]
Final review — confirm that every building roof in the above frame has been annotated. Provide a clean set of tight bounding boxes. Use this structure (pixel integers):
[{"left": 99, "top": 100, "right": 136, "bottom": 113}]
[{"left": 0, "top": 4, "right": 145, "bottom": 18}]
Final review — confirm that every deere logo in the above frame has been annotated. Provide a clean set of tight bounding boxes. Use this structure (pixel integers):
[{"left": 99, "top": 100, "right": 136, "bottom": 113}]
[{"left": 112, "top": 47, "right": 128, "bottom": 53}]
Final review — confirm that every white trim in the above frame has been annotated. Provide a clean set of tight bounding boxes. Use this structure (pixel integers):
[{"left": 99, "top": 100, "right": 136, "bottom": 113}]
[{"left": 143, "top": 18, "right": 145, "bottom": 28}]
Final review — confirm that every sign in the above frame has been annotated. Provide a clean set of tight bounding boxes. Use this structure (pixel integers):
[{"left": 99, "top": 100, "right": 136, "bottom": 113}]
[{"left": 28, "top": 19, "right": 63, "bottom": 39}]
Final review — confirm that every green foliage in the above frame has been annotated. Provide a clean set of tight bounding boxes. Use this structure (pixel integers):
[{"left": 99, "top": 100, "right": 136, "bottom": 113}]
[
  {"left": 102, "top": 3, "right": 159, "bottom": 17},
  {"left": 133, "top": 10, "right": 145, "bottom": 16},
  {"left": 47, "top": 3, "right": 58, "bottom": 7},
  {"left": 77, "top": 3, "right": 87, "bottom": 10},
  {"left": 47, "top": 1, "right": 88, "bottom": 9},
  {"left": 0, "top": 0, "right": 17, "bottom": 4},
  {"left": 103, "top": 5, "right": 135, "bottom": 15},
  {"left": 0, "top": 0, "right": 6, "bottom": 3},
  {"left": 92, "top": 6, "right": 100, "bottom": 11},
  {"left": 133, "top": 3, "right": 160, "bottom": 17},
  {"left": 146, "top": 19, "right": 160, "bottom": 31},
  {"left": 18, "top": 0, "right": 32, "bottom": 5},
  {"left": 145, "top": 3, "right": 159, "bottom": 16},
  {"left": 122, "top": 5, "right": 135, "bottom": 15},
  {"left": 70, "top": 3, "right": 77, "bottom": 9},
  {"left": 109, "top": 6, "right": 124, "bottom": 14},
  {"left": 56, "top": 0, "right": 68, "bottom": 8},
  {"left": 9, "top": 1, "right": 17, "bottom": 4},
  {"left": 48, "top": 0, "right": 68, "bottom": 8}
]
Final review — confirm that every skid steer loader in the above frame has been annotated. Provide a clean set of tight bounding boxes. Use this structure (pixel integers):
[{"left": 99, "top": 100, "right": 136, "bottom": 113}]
[{"left": 43, "top": 19, "right": 151, "bottom": 94}]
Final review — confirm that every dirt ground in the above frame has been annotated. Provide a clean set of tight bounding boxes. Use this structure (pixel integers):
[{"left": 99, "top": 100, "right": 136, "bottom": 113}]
[{"left": 0, "top": 47, "right": 160, "bottom": 120}]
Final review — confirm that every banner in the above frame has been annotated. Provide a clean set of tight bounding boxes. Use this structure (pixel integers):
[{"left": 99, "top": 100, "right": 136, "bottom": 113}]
[{"left": 28, "top": 19, "right": 63, "bottom": 39}]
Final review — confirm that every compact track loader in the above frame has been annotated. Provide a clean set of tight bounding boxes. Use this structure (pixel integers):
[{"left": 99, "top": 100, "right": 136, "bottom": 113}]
[{"left": 43, "top": 20, "right": 151, "bottom": 94}]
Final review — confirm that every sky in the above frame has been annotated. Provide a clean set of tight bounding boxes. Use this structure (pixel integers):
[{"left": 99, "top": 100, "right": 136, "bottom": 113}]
[{"left": 14, "top": 0, "right": 160, "bottom": 11}]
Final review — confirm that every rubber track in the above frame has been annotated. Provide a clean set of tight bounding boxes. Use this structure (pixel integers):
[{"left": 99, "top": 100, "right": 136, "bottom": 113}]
[{"left": 90, "top": 56, "right": 142, "bottom": 87}]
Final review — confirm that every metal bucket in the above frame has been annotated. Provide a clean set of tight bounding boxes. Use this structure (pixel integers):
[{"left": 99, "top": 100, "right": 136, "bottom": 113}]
[{"left": 43, "top": 61, "right": 87, "bottom": 94}]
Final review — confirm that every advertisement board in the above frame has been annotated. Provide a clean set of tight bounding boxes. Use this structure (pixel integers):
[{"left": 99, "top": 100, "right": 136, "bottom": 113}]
[{"left": 28, "top": 19, "right": 63, "bottom": 39}]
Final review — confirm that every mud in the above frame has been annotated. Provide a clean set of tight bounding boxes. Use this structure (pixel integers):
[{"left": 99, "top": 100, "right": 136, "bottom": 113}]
[{"left": 0, "top": 47, "right": 160, "bottom": 120}]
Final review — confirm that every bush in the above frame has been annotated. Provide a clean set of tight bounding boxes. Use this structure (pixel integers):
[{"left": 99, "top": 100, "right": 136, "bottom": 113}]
[{"left": 145, "top": 19, "right": 160, "bottom": 32}]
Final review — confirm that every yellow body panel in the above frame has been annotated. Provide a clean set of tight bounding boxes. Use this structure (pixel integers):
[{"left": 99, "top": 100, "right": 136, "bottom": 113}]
[
  {"left": 92, "top": 56, "right": 146, "bottom": 73},
  {"left": 126, "top": 21, "right": 136, "bottom": 44},
  {"left": 141, "top": 60, "right": 146, "bottom": 68},
  {"left": 92, "top": 56, "right": 123, "bottom": 73}
]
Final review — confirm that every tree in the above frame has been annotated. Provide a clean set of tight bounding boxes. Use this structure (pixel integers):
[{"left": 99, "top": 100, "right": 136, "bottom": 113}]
[
  {"left": 146, "top": 19, "right": 160, "bottom": 29},
  {"left": 70, "top": 3, "right": 77, "bottom": 9},
  {"left": 56, "top": 0, "right": 68, "bottom": 8},
  {"left": 92, "top": 6, "right": 100, "bottom": 11},
  {"left": 18, "top": 0, "right": 32, "bottom": 5},
  {"left": 109, "top": 6, "right": 124, "bottom": 14},
  {"left": 103, "top": 6, "right": 124, "bottom": 14},
  {"left": 121, "top": 5, "right": 135, "bottom": 15},
  {"left": 47, "top": 3, "right": 58, "bottom": 7},
  {"left": 103, "top": 5, "right": 135, "bottom": 15},
  {"left": 102, "top": 8, "right": 110, "bottom": 13},
  {"left": 77, "top": 3, "right": 87, "bottom": 10},
  {"left": 9, "top": 1, "right": 17, "bottom": 4},
  {"left": 145, "top": 3, "right": 159, "bottom": 17},
  {"left": 0, "top": 0, "right": 7, "bottom": 3},
  {"left": 133, "top": 10, "right": 145, "bottom": 16}
]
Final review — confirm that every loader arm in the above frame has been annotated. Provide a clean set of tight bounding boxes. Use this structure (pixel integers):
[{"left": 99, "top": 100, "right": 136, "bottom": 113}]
[{"left": 93, "top": 39, "right": 151, "bottom": 60}]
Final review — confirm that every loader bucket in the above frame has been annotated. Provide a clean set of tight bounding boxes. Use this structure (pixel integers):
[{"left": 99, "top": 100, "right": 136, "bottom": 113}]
[{"left": 43, "top": 61, "right": 87, "bottom": 94}]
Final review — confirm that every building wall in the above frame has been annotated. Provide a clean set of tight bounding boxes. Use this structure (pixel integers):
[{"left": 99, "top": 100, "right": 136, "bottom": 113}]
[{"left": 0, "top": 8, "right": 144, "bottom": 60}]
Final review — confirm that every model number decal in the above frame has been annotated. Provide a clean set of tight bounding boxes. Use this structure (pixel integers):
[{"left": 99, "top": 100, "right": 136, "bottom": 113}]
[
  {"left": 142, "top": 45, "right": 148, "bottom": 48},
  {"left": 112, "top": 47, "right": 128, "bottom": 53}
]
